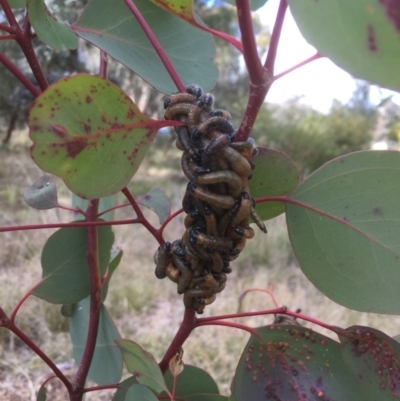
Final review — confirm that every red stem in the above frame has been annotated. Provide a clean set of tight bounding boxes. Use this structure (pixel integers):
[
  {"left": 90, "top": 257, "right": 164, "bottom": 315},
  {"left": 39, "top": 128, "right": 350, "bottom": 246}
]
[
  {"left": 83, "top": 384, "right": 120, "bottom": 393},
  {"left": 237, "top": 287, "right": 279, "bottom": 312},
  {"left": 158, "top": 308, "right": 197, "bottom": 374},
  {"left": 197, "top": 320, "right": 262, "bottom": 339},
  {"left": 235, "top": 0, "right": 264, "bottom": 84},
  {"left": 0, "top": 52, "right": 41, "bottom": 97},
  {"left": 97, "top": 203, "right": 131, "bottom": 218},
  {"left": 122, "top": 187, "right": 164, "bottom": 245},
  {"left": 123, "top": 0, "right": 186, "bottom": 92},
  {"left": 200, "top": 26, "right": 243, "bottom": 52},
  {"left": 0, "top": 0, "right": 18, "bottom": 28},
  {"left": 0, "top": 218, "right": 140, "bottom": 233},
  {"left": 0, "top": 0, "right": 48, "bottom": 91},
  {"left": 235, "top": 0, "right": 288, "bottom": 141},
  {"left": 264, "top": 0, "right": 288, "bottom": 75},
  {"left": 72, "top": 200, "right": 102, "bottom": 400},
  {"left": 99, "top": 50, "right": 108, "bottom": 79},
  {"left": 274, "top": 52, "right": 323, "bottom": 81},
  {"left": 0, "top": 23, "right": 14, "bottom": 33},
  {"left": 0, "top": 34, "right": 16, "bottom": 40},
  {"left": 10, "top": 279, "right": 45, "bottom": 322},
  {"left": 158, "top": 207, "right": 183, "bottom": 236},
  {"left": 197, "top": 306, "right": 287, "bottom": 324},
  {"left": 0, "top": 308, "right": 72, "bottom": 392}
]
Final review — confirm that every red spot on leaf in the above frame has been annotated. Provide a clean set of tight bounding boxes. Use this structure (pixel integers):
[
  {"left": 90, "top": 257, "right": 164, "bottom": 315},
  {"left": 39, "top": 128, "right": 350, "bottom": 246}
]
[
  {"left": 367, "top": 24, "right": 378, "bottom": 51},
  {"left": 86, "top": 95, "right": 92, "bottom": 104},
  {"left": 66, "top": 137, "right": 88, "bottom": 158}
]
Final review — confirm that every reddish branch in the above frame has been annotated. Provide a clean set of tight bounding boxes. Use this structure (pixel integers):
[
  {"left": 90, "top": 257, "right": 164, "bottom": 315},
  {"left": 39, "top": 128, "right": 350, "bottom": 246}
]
[
  {"left": 235, "top": 0, "right": 288, "bottom": 141},
  {"left": 71, "top": 200, "right": 102, "bottom": 400},
  {"left": 122, "top": 187, "right": 165, "bottom": 245},
  {"left": 0, "top": 52, "right": 41, "bottom": 96},
  {"left": 158, "top": 308, "right": 197, "bottom": 374},
  {"left": 264, "top": 0, "right": 288, "bottom": 76},
  {"left": 99, "top": 50, "right": 108, "bottom": 79},
  {"left": 274, "top": 52, "right": 323, "bottom": 80},
  {"left": 123, "top": 0, "right": 186, "bottom": 92},
  {"left": 0, "top": 308, "right": 72, "bottom": 392},
  {"left": 0, "top": 218, "right": 140, "bottom": 233},
  {"left": 235, "top": 0, "right": 264, "bottom": 84},
  {"left": 0, "top": 0, "right": 48, "bottom": 92}
]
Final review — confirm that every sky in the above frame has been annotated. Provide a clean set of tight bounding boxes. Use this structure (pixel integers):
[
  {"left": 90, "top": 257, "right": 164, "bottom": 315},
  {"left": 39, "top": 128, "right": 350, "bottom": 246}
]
[{"left": 257, "top": 0, "right": 400, "bottom": 113}]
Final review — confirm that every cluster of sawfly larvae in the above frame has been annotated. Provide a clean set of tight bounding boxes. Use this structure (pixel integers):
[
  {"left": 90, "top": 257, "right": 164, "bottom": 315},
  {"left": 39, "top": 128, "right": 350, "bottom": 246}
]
[{"left": 154, "top": 85, "right": 266, "bottom": 313}]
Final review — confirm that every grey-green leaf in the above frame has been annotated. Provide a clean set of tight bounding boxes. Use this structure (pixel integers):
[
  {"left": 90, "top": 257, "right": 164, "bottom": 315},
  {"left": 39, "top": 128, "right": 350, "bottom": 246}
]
[
  {"left": 27, "top": 0, "right": 78, "bottom": 50},
  {"left": 137, "top": 188, "right": 171, "bottom": 224},
  {"left": 33, "top": 226, "right": 114, "bottom": 304},
  {"left": 24, "top": 175, "right": 59, "bottom": 210},
  {"left": 70, "top": 296, "right": 123, "bottom": 385},
  {"left": 287, "top": 151, "right": 400, "bottom": 314}
]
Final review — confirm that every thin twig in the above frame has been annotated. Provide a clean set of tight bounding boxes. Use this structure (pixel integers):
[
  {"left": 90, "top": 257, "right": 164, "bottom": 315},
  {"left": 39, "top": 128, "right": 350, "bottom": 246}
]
[
  {"left": 0, "top": 218, "right": 140, "bottom": 233},
  {"left": 72, "top": 200, "right": 102, "bottom": 398},
  {"left": 236, "top": 0, "right": 264, "bottom": 84},
  {"left": 0, "top": 52, "right": 41, "bottom": 97},
  {"left": 123, "top": 0, "right": 186, "bottom": 92},
  {"left": 274, "top": 52, "right": 323, "bottom": 81}
]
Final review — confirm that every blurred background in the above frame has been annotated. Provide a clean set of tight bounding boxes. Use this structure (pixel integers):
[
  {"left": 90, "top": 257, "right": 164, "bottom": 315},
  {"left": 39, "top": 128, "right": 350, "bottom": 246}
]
[{"left": 1, "top": 0, "right": 400, "bottom": 400}]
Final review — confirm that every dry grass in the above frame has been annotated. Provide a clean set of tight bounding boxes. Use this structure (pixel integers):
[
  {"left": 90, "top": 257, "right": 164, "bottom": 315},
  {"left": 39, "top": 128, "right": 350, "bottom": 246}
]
[{"left": 1, "top": 133, "right": 400, "bottom": 400}]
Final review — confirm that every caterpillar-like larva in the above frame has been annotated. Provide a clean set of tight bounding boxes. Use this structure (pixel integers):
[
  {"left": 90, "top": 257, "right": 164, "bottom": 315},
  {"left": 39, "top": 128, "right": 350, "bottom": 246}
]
[{"left": 154, "top": 85, "right": 266, "bottom": 313}]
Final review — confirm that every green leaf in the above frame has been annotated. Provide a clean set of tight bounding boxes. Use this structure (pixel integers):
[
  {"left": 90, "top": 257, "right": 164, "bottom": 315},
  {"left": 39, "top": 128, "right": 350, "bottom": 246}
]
[
  {"left": 33, "top": 225, "right": 114, "bottom": 304},
  {"left": 112, "top": 377, "right": 140, "bottom": 401},
  {"left": 224, "top": 0, "right": 268, "bottom": 11},
  {"left": 24, "top": 175, "right": 59, "bottom": 210},
  {"left": 29, "top": 75, "right": 159, "bottom": 199},
  {"left": 8, "top": 0, "right": 25, "bottom": 8},
  {"left": 164, "top": 365, "right": 220, "bottom": 397},
  {"left": 61, "top": 304, "right": 75, "bottom": 317},
  {"left": 72, "top": 194, "right": 117, "bottom": 221},
  {"left": 70, "top": 296, "right": 123, "bottom": 385},
  {"left": 36, "top": 382, "right": 47, "bottom": 401},
  {"left": 233, "top": 325, "right": 364, "bottom": 401},
  {"left": 288, "top": 0, "right": 400, "bottom": 91},
  {"left": 73, "top": 0, "right": 218, "bottom": 94},
  {"left": 101, "top": 247, "right": 123, "bottom": 301},
  {"left": 27, "top": 0, "right": 78, "bottom": 50},
  {"left": 286, "top": 151, "right": 400, "bottom": 313},
  {"left": 126, "top": 384, "right": 159, "bottom": 401},
  {"left": 116, "top": 339, "right": 167, "bottom": 394},
  {"left": 137, "top": 188, "right": 171, "bottom": 224},
  {"left": 338, "top": 326, "right": 400, "bottom": 400},
  {"left": 250, "top": 147, "right": 300, "bottom": 221}
]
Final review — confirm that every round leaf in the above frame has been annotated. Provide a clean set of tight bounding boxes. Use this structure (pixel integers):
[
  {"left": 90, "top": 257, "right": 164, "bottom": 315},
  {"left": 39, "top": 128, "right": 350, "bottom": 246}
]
[
  {"left": 288, "top": 0, "right": 400, "bottom": 91},
  {"left": 33, "top": 225, "right": 114, "bottom": 304},
  {"left": 250, "top": 147, "right": 300, "bottom": 221},
  {"left": 233, "top": 325, "right": 364, "bottom": 401},
  {"left": 24, "top": 175, "right": 59, "bottom": 210},
  {"left": 29, "top": 74, "right": 159, "bottom": 199},
  {"left": 73, "top": 0, "right": 218, "bottom": 94},
  {"left": 287, "top": 151, "right": 400, "bottom": 313},
  {"left": 70, "top": 296, "right": 123, "bottom": 385},
  {"left": 338, "top": 326, "right": 400, "bottom": 400}
]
